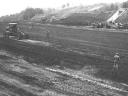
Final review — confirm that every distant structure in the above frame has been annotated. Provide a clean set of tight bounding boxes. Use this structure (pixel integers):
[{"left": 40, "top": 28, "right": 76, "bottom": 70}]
[{"left": 107, "top": 8, "right": 128, "bottom": 23}]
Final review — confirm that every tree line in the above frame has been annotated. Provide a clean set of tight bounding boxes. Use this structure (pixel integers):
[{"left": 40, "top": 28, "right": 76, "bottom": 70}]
[{"left": 0, "top": 8, "right": 44, "bottom": 22}]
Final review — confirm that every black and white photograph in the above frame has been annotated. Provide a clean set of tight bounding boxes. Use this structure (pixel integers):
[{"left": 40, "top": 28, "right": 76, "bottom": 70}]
[{"left": 0, "top": 0, "right": 128, "bottom": 96}]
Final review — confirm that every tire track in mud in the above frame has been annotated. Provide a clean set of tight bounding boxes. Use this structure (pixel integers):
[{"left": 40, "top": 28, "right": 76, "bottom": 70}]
[
  {"left": 46, "top": 68, "right": 128, "bottom": 93},
  {"left": 0, "top": 68, "right": 65, "bottom": 96},
  {"left": 0, "top": 62, "right": 85, "bottom": 96},
  {"left": 0, "top": 54, "right": 84, "bottom": 96},
  {"left": 0, "top": 80, "right": 37, "bottom": 96},
  {"left": 0, "top": 39, "right": 128, "bottom": 96},
  {"left": 0, "top": 52, "right": 127, "bottom": 96}
]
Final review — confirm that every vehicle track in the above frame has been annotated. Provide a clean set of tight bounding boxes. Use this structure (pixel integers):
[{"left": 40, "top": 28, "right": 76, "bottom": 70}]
[{"left": 0, "top": 50, "right": 128, "bottom": 96}]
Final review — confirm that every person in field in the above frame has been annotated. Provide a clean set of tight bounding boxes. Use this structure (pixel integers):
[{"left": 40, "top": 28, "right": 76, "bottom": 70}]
[
  {"left": 113, "top": 53, "right": 120, "bottom": 70},
  {"left": 46, "top": 30, "right": 50, "bottom": 41}
]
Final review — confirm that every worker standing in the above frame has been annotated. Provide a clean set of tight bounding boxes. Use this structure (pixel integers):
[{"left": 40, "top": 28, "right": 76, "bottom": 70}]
[
  {"left": 5, "top": 26, "right": 10, "bottom": 38},
  {"left": 46, "top": 30, "right": 50, "bottom": 41},
  {"left": 113, "top": 53, "right": 120, "bottom": 70}
]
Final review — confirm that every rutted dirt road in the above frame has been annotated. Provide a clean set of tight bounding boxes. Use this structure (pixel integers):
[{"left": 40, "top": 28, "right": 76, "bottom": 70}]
[
  {"left": 0, "top": 50, "right": 128, "bottom": 96},
  {"left": 0, "top": 38, "right": 128, "bottom": 96}
]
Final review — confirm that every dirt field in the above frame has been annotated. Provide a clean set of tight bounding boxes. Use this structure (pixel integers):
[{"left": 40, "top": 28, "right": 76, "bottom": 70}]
[
  {"left": 0, "top": 45, "right": 128, "bottom": 96},
  {"left": 19, "top": 22, "right": 128, "bottom": 82},
  {"left": 0, "top": 22, "right": 128, "bottom": 95}
]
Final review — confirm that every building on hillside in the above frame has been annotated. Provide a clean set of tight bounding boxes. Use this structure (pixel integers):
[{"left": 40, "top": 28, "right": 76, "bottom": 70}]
[{"left": 107, "top": 8, "right": 128, "bottom": 24}]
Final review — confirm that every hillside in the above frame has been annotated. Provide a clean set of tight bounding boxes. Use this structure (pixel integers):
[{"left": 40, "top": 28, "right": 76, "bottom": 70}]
[
  {"left": 1, "top": 1, "right": 128, "bottom": 25},
  {"left": 0, "top": 8, "right": 44, "bottom": 22},
  {"left": 34, "top": 4, "right": 120, "bottom": 25},
  {"left": 0, "top": 4, "right": 113, "bottom": 22},
  {"left": 51, "top": 11, "right": 114, "bottom": 26}
]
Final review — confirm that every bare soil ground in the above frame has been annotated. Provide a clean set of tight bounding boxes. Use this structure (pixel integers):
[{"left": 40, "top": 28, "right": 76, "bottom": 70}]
[
  {"left": 0, "top": 22, "right": 128, "bottom": 95},
  {"left": 19, "top": 22, "right": 128, "bottom": 83},
  {"left": 0, "top": 50, "right": 127, "bottom": 96}
]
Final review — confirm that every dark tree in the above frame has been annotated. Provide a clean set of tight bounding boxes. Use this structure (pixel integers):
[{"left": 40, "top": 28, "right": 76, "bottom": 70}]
[{"left": 122, "top": 1, "right": 128, "bottom": 8}]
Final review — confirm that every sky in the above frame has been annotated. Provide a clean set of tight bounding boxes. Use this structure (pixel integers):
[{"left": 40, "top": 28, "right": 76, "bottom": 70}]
[{"left": 0, "top": 0, "right": 127, "bottom": 16}]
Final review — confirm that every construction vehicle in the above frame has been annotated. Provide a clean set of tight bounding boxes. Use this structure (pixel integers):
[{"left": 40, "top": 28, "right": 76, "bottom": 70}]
[{"left": 3, "top": 23, "right": 29, "bottom": 40}]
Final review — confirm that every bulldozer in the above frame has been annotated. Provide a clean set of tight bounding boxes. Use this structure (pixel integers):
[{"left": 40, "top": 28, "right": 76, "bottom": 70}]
[{"left": 3, "top": 23, "right": 29, "bottom": 40}]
